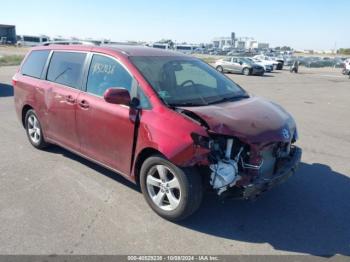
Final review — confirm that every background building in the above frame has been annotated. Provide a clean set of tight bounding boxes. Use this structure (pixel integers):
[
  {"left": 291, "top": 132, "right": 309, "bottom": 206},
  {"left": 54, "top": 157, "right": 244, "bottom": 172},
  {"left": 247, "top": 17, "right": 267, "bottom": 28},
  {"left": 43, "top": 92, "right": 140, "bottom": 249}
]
[
  {"left": 0, "top": 24, "right": 17, "bottom": 44},
  {"left": 212, "top": 37, "right": 233, "bottom": 49},
  {"left": 236, "top": 40, "right": 246, "bottom": 49},
  {"left": 212, "top": 32, "right": 270, "bottom": 51},
  {"left": 258, "top": 43, "right": 269, "bottom": 49}
]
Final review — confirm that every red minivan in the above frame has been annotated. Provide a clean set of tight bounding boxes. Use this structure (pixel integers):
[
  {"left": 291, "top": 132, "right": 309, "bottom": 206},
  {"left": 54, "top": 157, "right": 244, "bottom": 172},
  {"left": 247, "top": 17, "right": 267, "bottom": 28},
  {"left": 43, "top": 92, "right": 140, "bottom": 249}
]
[{"left": 13, "top": 45, "right": 302, "bottom": 221}]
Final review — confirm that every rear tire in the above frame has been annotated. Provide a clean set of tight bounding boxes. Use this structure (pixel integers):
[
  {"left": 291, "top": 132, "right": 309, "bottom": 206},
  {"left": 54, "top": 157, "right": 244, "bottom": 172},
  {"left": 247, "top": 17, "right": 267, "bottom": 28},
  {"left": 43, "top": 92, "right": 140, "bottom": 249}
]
[
  {"left": 140, "top": 155, "right": 203, "bottom": 221},
  {"left": 25, "top": 109, "right": 49, "bottom": 149},
  {"left": 216, "top": 66, "right": 224, "bottom": 73}
]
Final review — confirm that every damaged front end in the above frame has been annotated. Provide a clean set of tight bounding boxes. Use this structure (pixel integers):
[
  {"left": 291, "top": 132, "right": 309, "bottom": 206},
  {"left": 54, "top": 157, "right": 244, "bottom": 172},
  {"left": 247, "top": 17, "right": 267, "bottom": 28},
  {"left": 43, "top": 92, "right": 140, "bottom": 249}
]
[
  {"left": 177, "top": 96, "right": 302, "bottom": 200},
  {"left": 205, "top": 134, "right": 301, "bottom": 199}
]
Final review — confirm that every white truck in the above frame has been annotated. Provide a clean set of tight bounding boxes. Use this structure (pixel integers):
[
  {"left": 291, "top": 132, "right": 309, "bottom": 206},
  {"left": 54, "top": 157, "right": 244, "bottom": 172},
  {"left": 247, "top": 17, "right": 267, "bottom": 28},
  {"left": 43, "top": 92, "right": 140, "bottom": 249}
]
[
  {"left": 254, "top": 55, "right": 282, "bottom": 70},
  {"left": 248, "top": 58, "right": 274, "bottom": 72}
]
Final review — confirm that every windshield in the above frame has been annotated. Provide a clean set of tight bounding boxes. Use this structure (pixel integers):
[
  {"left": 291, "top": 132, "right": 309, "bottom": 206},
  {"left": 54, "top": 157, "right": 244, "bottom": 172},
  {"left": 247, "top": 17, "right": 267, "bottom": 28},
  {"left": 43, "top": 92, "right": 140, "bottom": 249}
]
[
  {"left": 240, "top": 58, "right": 253, "bottom": 65},
  {"left": 130, "top": 56, "right": 247, "bottom": 106}
]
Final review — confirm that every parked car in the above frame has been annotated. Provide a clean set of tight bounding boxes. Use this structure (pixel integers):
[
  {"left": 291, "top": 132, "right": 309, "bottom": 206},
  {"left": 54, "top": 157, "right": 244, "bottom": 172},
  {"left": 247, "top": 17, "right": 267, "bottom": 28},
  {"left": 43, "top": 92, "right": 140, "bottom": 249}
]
[
  {"left": 247, "top": 57, "right": 274, "bottom": 72},
  {"left": 215, "top": 57, "right": 265, "bottom": 76},
  {"left": 284, "top": 56, "right": 296, "bottom": 67},
  {"left": 271, "top": 55, "right": 285, "bottom": 70},
  {"left": 342, "top": 58, "right": 350, "bottom": 76},
  {"left": 13, "top": 45, "right": 302, "bottom": 221},
  {"left": 254, "top": 55, "right": 283, "bottom": 70},
  {"left": 194, "top": 48, "right": 205, "bottom": 54},
  {"left": 308, "top": 60, "right": 335, "bottom": 68}
]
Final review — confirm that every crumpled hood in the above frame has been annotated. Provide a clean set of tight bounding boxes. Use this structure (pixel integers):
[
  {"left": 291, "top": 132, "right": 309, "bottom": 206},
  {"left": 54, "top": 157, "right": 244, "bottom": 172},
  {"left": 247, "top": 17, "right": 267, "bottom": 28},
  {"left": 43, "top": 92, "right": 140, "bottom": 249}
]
[{"left": 180, "top": 97, "right": 296, "bottom": 145}]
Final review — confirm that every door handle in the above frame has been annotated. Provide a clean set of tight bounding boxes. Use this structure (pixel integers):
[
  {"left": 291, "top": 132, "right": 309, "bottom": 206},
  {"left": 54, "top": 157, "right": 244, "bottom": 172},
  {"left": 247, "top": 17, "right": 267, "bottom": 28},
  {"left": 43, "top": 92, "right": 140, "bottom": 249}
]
[
  {"left": 65, "top": 95, "right": 76, "bottom": 103},
  {"left": 79, "top": 100, "right": 89, "bottom": 109}
]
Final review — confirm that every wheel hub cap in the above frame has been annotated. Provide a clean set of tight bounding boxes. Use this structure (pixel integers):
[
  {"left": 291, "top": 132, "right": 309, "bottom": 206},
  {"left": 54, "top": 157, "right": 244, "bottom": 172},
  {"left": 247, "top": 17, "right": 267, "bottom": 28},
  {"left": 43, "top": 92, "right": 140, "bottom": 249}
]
[
  {"left": 146, "top": 165, "right": 181, "bottom": 211},
  {"left": 28, "top": 115, "right": 41, "bottom": 143}
]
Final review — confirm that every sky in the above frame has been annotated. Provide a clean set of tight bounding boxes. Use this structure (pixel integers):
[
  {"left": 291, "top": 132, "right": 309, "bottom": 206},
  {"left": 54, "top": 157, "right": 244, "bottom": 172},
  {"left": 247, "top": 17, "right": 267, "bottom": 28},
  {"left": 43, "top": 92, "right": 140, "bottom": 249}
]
[{"left": 1, "top": 0, "right": 348, "bottom": 50}]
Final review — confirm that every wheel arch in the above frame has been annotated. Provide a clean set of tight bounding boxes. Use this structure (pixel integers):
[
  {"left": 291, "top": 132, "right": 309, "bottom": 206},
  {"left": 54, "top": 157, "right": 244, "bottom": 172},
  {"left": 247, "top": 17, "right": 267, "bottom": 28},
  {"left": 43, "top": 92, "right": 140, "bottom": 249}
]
[
  {"left": 133, "top": 147, "right": 166, "bottom": 186},
  {"left": 243, "top": 66, "right": 251, "bottom": 72},
  {"left": 21, "top": 104, "right": 33, "bottom": 127}
]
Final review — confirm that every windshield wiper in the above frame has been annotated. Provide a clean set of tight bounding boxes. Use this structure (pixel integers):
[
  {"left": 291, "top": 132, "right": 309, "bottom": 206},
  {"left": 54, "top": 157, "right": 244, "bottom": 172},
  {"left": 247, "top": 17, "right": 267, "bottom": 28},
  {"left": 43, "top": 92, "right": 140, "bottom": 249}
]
[
  {"left": 168, "top": 101, "right": 208, "bottom": 107},
  {"left": 208, "top": 94, "right": 250, "bottom": 105}
]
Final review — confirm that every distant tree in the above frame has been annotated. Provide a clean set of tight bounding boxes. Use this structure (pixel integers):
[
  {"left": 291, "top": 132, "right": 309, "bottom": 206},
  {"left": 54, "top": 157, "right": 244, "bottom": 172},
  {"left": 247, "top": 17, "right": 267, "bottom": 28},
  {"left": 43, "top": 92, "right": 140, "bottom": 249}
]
[
  {"left": 281, "top": 46, "right": 292, "bottom": 51},
  {"left": 338, "top": 48, "right": 350, "bottom": 55}
]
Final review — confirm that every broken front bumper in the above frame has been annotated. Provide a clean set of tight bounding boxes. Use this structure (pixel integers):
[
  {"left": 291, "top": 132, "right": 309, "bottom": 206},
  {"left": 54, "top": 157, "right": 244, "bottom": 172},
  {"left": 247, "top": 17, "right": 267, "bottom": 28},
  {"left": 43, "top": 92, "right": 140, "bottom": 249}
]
[{"left": 222, "top": 146, "right": 302, "bottom": 200}]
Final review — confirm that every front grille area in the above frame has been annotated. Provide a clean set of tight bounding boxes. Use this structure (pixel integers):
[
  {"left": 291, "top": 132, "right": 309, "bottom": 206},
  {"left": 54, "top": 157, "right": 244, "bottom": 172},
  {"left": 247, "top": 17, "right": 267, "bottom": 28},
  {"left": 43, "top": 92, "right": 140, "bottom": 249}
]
[
  {"left": 274, "top": 142, "right": 291, "bottom": 158},
  {"left": 258, "top": 148, "right": 277, "bottom": 179},
  {"left": 249, "top": 142, "right": 292, "bottom": 180}
]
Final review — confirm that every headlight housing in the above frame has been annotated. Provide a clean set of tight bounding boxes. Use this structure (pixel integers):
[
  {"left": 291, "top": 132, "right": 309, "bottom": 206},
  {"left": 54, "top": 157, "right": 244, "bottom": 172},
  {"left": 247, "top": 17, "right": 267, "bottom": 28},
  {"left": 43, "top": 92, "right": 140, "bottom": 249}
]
[
  {"left": 292, "top": 128, "right": 298, "bottom": 142},
  {"left": 191, "top": 133, "right": 213, "bottom": 149}
]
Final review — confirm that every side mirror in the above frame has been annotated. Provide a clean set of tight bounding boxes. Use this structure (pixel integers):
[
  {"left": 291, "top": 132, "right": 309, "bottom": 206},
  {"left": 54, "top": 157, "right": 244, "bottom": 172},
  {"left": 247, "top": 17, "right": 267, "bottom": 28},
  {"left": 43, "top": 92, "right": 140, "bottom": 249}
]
[
  {"left": 239, "top": 61, "right": 243, "bottom": 65},
  {"left": 103, "top": 88, "right": 131, "bottom": 106}
]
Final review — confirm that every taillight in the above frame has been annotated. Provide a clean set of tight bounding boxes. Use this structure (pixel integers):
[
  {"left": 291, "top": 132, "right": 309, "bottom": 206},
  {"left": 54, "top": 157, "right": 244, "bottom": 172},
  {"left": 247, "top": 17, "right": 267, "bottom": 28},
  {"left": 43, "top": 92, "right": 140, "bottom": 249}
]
[{"left": 12, "top": 77, "right": 18, "bottom": 87}]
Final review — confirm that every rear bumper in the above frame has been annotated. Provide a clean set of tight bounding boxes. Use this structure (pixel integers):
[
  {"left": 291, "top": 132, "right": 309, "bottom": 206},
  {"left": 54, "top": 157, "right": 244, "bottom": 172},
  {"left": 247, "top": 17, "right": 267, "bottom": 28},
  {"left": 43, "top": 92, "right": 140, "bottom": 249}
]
[
  {"left": 221, "top": 146, "right": 302, "bottom": 200},
  {"left": 276, "top": 61, "right": 284, "bottom": 70}
]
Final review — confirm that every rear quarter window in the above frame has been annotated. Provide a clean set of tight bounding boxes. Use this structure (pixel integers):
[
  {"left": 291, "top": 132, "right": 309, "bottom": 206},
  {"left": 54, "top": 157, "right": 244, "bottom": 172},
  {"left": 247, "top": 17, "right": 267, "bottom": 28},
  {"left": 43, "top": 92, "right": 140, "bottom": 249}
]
[
  {"left": 21, "top": 50, "right": 50, "bottom": 79},
  {"left": 47, "top": 51, "right": 87, "bottom": 89}
]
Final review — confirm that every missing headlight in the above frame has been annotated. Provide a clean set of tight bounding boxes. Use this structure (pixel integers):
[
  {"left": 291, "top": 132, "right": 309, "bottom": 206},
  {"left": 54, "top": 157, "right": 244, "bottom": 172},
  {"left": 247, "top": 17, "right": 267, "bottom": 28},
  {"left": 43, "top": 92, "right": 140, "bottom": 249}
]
[
  {"left": 191, "top": 133, "right": 213, "bottom": 149},
  {"left": 209, "top": 137, "right": 245, "bottom": 195}
]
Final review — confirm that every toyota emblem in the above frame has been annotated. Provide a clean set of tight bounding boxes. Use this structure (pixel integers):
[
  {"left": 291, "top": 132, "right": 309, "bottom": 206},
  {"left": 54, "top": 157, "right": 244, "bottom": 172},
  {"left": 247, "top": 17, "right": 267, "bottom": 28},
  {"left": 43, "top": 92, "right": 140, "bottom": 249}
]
[{"left": 282, "top": 128, "right": 290, "bottom": 140}]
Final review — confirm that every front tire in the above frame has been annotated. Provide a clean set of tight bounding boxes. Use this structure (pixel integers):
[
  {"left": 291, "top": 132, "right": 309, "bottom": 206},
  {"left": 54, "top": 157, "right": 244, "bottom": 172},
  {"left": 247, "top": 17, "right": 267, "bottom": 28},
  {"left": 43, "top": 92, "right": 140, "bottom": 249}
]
[
  {"left": 243, "top": 67, "right": 250, "bottom": 76},
  {"left": 25, "top": 109, "right": 49, "bottom": 149},
  {"left": 140, "top": 155, "right": 203, "bottom": 221}
]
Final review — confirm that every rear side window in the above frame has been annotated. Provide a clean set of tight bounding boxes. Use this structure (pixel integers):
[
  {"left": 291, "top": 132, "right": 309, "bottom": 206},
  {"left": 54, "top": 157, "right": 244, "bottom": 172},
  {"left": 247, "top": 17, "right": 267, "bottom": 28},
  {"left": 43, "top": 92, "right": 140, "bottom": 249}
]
[
  {"left": 86, "top": 54, "right": 132, "bottom": 96},
  {"left": 21, "top": 50, "right": 50, "bottom": 79},
  {"left": 47, "top": 52, "right": 86, "bottom": 89}
]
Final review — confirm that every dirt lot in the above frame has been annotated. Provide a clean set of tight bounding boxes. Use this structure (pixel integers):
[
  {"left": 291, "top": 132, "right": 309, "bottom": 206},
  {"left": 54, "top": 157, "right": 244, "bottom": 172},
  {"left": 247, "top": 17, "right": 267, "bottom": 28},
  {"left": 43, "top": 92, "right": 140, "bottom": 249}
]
[
  {"left": 0, "top": 65, "right": 349, "bottom": 256},
  {"left": 0, "top": 46, "right": 30, "bottom": 56}
]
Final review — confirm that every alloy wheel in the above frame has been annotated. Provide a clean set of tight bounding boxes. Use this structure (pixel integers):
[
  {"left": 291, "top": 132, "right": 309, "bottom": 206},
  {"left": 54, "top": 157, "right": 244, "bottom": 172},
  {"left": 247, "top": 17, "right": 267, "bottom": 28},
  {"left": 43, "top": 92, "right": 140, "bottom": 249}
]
[
  {"left": 146, "top": 164, "right": 181, "bottom": 211},
  {"left": 243, "top": 68, "right": 250, "bottom": 76},
  {"left": 27, "top": 115, "right": 41, "bottom": 144}
]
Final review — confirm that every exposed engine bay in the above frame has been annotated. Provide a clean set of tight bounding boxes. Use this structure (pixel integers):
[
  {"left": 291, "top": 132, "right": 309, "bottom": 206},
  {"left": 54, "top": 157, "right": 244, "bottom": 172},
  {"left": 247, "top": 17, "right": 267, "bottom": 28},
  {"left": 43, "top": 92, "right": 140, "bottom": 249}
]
[
  {"left": 209, "top": 138, "right": 242, "bottom": 195},
  {"left": 206, "top": 134, "right": 299, "bottom": 198},
  {"left": 176, "top": 97, "right": 302, "bottom": 199},
  {"left": 204, "top": 132, "right": 300, "bottom": 197}
]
